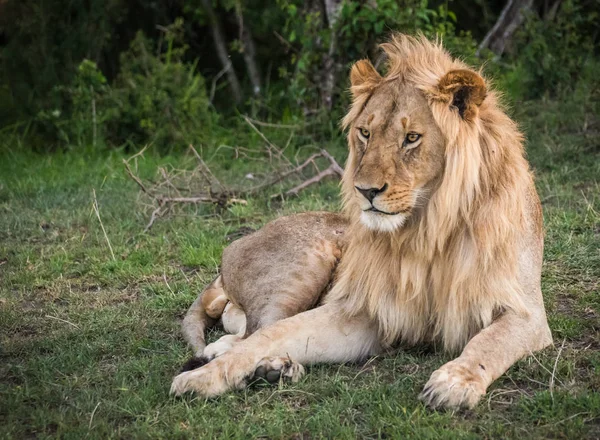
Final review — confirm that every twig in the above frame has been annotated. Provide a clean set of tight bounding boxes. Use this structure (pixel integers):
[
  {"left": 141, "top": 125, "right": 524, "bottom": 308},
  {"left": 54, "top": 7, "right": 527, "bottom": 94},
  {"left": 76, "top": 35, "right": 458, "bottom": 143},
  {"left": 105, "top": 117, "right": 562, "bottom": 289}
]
[
  {"left": 487, "top": 388, "right": 524, "bottom": 411},
  {"left": 126, "top": 144, "right": 150, "bottom": 169},
  {"left": 549, "top": 338, "right": 566, "bottom": 401},
  {"left": 242, "top": 116, "right": 302, "bottom": 129},
  {"left": 242, "top": 115, "right": 293, "bottom": 166},
  {"left": 247, "top": 152, "right": 322, "bottom": 194},
  {"left": 163, "top": 272, "right": 175, "bottom": 295},
  {"left": 285, "top": 165, "right": 338, "bottom": 196},
  {"left": 352, "top": 356, "right": 380, "bottom": 380},
  {"left": 45, "top": 314, "right": 80, "bottom": 329},
  {"left": 179, "top": 268, "right": 190, "bottom": 282},
  {"left": 92, "top": 189, "right": 116, "bottom": 261},
  {"left": 124, "top": 139, "right": 344, "bottom": 231},
  {"left": 144, "top": 202, "right": 167, "bottom": 233},
  {"left": 260, "top": 389, "right": 314, "bottom": 406},
  {"left": 538, "top": 412, "right": 589, "bottom": 429},
  {"left": 156, "top": 196, "right": 216, "bottom": 204},
  {"left": 160, "top": 167, "right": 182, "bottom": 197},
  {"left": 319, "top": 149, "right": 344, "bottom": 176},
  {"left": 123, "top": 160, "right": 151, "bottom": 195},
  {"left": 273, "top": 31, "right": 298, "bottom": 53},
  {"left": 189, "top": 144, "right": 224, "bottom": 191},
  {"left": 283, "top": 149, "right": 343, "bottom": 196},
  {"left": 528, "top": 351, "right": 566, "bottom": 388}
]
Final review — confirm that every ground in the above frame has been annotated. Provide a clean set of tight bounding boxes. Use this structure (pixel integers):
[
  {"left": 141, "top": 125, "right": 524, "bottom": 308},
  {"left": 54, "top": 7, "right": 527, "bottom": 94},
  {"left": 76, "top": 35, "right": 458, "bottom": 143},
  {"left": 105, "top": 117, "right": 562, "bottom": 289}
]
[{"left": 1, "top": 97, "right": 599, "bottom": 439}]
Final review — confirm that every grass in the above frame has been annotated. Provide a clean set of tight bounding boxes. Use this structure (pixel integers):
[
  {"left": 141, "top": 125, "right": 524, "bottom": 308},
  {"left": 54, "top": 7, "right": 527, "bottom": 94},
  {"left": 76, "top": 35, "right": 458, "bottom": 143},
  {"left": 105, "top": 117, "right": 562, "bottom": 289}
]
[{"left": 1, "top": 94, "right": 599, "bottom": 439}]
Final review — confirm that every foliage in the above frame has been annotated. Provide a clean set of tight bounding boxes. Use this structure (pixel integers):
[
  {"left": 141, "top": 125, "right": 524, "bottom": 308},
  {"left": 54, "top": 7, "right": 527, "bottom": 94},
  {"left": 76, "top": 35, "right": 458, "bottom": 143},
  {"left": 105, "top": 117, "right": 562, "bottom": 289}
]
[
  {"left": 0, "top": 0, "right": 125, "bottom": 121},
  {"left": 35, "top": 60, "right": 112, "bottom": 148},
  {"left": 33, "top": 21, "right": 214, "bottom": 152},
  {"left": 275, "top": 0, "right": 477, "bottom": 114},
  {"left": 504, "top": 0, "right": 599, "bottom": 99},
  {"left": 0, "top": 0, "right": 599, "bottom": 151},
  {"left": 109, "top": 23, "right": 213, "bottom": 151}
]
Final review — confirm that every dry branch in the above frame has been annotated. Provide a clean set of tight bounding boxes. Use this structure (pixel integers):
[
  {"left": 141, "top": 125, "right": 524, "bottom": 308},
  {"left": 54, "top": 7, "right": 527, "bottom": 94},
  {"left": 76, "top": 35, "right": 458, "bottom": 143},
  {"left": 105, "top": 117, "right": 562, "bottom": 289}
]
[
  {"left": 286, "top": 163, "right": 339, "bottom": 196},
  {"left": 125, "top": 124, "right": 345, "bottom": 232}
]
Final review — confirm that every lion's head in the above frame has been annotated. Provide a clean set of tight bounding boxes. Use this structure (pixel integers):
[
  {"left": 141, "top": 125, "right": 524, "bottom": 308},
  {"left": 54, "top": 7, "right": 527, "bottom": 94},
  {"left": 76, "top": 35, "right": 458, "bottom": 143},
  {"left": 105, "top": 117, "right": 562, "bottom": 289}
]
[
  {"left": 342, "top": 35, "right": 488, "bottom": 233},
  {"left": 330, "top": 34, "right": 538, "bottom": 352}
]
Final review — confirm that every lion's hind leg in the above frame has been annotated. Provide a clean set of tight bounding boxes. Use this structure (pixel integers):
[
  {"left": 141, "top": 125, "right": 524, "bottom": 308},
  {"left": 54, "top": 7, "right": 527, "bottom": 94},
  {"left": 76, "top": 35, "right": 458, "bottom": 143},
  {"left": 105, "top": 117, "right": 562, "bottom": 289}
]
[
  {"left": 181, "top": 279, "right": 249, "bottom": 372},
  {"left": 181, "top": 276, "right": 228, "bottom": 358}
]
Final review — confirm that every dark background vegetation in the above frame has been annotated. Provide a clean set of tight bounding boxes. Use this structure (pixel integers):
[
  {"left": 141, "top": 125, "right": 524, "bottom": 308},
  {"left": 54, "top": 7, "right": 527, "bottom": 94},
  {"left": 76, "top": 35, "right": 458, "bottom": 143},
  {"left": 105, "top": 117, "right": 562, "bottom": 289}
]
[
  {"left": 0, "top": 0, "right": 598, "bottom": 153},
  {"left": 1, "top": 1, "right": 599, "bottom": 438}
]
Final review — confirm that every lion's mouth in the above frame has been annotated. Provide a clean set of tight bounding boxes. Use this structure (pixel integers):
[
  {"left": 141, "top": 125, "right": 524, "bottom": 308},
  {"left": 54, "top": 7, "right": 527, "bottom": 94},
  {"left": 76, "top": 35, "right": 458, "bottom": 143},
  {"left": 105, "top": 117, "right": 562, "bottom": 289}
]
[{"left": 364, "top": 207, "right": 402, "bottom": 216}]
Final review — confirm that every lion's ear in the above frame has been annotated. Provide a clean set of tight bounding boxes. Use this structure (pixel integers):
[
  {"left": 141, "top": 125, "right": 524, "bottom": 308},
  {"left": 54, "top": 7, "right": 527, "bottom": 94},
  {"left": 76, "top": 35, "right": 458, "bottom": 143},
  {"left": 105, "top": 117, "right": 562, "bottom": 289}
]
[
  {"left": 350, "top": 59, "right": 381, "bottom": 95},
  {"left": 438, "top": 69, "right": 486, "bottom": 121}
]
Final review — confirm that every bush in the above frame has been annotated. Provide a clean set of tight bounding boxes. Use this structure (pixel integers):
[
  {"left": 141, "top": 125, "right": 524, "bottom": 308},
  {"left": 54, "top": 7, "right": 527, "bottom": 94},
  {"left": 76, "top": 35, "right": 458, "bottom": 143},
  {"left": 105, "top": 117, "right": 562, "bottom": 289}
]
[
  {"left": 34, "top": 20, "right": 214, "bottom": 153},
  {"left": 503, "top": 0, "right": 599, "bottom": 100},
  {"left": 274, "top": 0, "right": 477, "bottom": 117},
  {"left": 109, "top": 23, "right": 214, "bottom": 151}
]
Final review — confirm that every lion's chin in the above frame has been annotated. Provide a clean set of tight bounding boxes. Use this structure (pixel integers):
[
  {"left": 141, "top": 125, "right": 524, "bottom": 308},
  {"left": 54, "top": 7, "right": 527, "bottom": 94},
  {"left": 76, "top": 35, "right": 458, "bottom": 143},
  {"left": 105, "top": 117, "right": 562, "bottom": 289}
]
[{"left": 360, "top": 211, "right": 407, "bottom": 232}]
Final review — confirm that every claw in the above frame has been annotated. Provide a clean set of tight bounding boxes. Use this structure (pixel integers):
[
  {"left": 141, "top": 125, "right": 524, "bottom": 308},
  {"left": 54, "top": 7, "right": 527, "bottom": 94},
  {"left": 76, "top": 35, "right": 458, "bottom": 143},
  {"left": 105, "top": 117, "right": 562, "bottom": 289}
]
[{"left": 420, "top": 361, "right": 486, "bottom": 410}]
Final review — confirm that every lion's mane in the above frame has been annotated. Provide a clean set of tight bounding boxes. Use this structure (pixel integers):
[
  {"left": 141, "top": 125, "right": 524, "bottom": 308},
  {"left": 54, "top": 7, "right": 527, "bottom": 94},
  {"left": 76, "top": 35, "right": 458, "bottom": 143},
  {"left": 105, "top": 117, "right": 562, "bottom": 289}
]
[{"left": 328, "top": 34, "right": 540, "bottom": 352}]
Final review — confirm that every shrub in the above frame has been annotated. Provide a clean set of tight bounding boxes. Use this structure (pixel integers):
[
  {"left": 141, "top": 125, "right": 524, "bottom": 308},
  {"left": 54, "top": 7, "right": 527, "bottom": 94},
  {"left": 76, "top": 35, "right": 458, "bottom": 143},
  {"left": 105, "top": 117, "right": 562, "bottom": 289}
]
[
  {"left": 34, "top": 20, "right": 214, "bottom": 153},
  {"left": 274, "top": 0, "right": 477, "bottom": 118},
  {"left": 504, "top": 0, "right": 599, "bottom": 100}
]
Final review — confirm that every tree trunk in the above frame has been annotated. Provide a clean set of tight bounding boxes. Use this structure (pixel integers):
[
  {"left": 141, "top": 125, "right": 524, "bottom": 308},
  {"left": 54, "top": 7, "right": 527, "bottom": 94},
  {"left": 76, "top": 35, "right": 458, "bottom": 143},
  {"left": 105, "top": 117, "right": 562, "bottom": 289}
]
[
  {"left": 200, "top": 0, "right": 242, "bottom": 104},
  {"left": 544, "top": 0, "right": 562, "bottom": 21},
  {"left": 234, "top": 1, "right": 261, "bottom": 97},
  {"left": 320, "top": 0, "right": 344, "bottom": 110},
  {"left": 477, "top": 0, "right": 534, "bottom": 57}
]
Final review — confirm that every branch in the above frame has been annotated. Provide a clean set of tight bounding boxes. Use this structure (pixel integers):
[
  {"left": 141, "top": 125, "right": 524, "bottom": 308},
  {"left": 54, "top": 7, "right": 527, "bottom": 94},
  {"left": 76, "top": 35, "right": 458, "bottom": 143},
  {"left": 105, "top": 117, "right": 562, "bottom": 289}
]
[
  {"left": 242, "top": 115, "right": 293, "bottom": 167},
  {"left": 245, "top": 153, "right": 321, "bottom": 194},
  {"left": 125, "top": 128, "right": 345, "bottom": 232},
  {"left": 285, "top": 165, "right": 339, "bottom": 196},
  {"left": 319, "top": 148, "right": 344, "bottom": 176},
  {"left": 189, "top": 144, "right": 224, "bottom": 191}
]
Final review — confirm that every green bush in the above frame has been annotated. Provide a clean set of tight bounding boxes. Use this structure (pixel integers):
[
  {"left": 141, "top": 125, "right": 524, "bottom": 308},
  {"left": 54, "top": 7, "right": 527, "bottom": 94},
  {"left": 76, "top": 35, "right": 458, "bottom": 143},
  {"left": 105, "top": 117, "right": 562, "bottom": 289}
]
[
  {"left": 274, "top": 0, "right": 477, "bottom": 118},
  {"left": 504, "top": 0, "right": 599, "bottom": 100},
  {"left": 109, "top": 24, "right": 214, "bottom": 151},
  {"left": 35, "top": 60, "right": 113, "bottom": 148},
  {"left": 33, "top": 20, "right": 214, "bottom": 153}
]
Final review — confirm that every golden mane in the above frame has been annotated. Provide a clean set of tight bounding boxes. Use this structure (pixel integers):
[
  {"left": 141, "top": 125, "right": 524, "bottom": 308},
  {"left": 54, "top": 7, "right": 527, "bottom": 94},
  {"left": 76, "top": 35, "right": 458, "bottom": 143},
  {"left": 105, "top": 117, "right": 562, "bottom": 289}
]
[{"left": 329, "top": 34, "right": 537, "bottom": 352}]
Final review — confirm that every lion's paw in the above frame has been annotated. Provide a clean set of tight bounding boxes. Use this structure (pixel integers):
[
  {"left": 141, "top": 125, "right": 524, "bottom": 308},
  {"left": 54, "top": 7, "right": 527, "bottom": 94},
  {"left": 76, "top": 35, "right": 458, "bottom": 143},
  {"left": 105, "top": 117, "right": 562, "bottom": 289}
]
[
  {"left": 170, "top": 356, "right": 254, "bottom": 397},
  {"left": 419, "top": 360, "right": 487, "bottom": 410},
  {"left": 253, "top": 356, "right": 305, "bottom": 384}
]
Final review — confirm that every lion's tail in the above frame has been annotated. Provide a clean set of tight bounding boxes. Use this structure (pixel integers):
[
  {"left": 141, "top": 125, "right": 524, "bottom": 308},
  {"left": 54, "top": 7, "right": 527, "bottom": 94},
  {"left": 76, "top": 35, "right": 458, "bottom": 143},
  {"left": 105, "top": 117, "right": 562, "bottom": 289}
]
[{"left": 180, "top": 275, "right": 228, "bottom": 371}]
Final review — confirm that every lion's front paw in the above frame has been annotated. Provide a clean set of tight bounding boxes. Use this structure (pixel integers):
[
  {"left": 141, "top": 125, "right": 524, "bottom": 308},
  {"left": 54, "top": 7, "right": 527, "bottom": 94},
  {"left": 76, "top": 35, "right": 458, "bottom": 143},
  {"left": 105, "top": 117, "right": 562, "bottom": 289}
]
[
  {"left": 170, "top": 355, "right": 254, "bottom": 397},
  {"left": 419, "top": 360, "right": 487, "bottom": 410},
  {"left": 253, "top": 356, "right": 305, "bottom": 384}
]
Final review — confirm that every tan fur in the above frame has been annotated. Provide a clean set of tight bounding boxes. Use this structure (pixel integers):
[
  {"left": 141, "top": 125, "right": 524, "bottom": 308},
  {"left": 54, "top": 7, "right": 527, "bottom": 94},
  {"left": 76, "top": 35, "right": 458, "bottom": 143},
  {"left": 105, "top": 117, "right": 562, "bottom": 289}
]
[
  {"left": 333, "top": 34, "right": 533, "bottom": 351},
  {"left": 172, "top": 34, "right": 552, "bottom": 410},
  {"left": 180, "top": 212, "right": 347, "bottom": 360},
  {"left": 201, "top": 277, "right": 228, "bottom": 319}
]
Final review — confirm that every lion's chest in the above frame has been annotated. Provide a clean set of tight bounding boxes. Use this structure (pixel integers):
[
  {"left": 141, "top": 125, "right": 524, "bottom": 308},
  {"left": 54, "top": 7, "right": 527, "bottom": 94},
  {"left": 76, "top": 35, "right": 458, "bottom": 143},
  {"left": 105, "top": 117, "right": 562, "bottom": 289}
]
[{"left": 358, "top": 252, "right": 494, "bottom": 351}]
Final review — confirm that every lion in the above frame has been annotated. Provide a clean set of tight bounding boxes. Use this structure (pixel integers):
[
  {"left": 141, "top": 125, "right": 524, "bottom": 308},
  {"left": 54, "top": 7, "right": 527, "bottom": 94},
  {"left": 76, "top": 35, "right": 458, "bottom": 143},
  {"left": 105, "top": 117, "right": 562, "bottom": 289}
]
[{"left": 171, "top": 33, "right": 553, "bottom": 410}]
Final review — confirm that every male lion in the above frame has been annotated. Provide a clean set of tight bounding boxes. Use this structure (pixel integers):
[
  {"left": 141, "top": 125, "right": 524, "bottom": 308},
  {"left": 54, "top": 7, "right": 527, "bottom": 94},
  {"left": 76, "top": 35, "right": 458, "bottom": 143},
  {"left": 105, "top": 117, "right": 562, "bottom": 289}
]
[{"left": 171, "top": 34, "right": 553, "bottom": 410}]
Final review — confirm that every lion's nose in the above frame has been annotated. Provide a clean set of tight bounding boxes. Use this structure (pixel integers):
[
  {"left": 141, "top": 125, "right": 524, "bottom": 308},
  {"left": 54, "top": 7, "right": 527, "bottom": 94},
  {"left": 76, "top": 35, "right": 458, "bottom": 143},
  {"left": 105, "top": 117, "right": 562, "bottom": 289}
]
[{"left": 355, "top": 183, "right": 388, "bottom": 203}]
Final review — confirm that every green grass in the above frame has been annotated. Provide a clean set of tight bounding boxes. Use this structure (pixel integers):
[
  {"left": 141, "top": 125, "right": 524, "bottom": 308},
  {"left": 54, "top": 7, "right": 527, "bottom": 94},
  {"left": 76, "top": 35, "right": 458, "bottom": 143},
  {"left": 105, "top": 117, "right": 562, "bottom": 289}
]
[{"left": 1, "top": 96, "right": 599, "bottom": 438}]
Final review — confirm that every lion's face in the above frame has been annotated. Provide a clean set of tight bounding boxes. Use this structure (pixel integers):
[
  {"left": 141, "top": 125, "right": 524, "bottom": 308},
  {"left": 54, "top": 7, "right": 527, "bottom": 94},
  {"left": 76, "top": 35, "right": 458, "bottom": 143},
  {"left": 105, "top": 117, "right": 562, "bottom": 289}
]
[{"left": 347, "top": 80, "right": 445, "bottom": 232}]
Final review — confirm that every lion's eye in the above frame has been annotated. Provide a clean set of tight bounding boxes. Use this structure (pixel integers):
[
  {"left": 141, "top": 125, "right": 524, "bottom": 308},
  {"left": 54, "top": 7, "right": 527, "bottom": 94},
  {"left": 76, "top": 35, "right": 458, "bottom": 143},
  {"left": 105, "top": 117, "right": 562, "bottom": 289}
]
[
  {"left": 405, "top": 133, "right": 421, "bottom": 143},
  {"left": 358, "top": 128, "right": 370, "bottom": 140}
]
